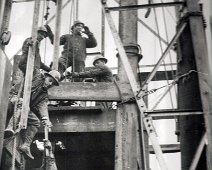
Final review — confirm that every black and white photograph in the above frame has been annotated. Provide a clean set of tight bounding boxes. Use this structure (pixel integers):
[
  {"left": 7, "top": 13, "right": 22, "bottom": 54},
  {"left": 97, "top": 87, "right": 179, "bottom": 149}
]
[{"left": 0, "top": 0, "right": 211, "bottom": 170}]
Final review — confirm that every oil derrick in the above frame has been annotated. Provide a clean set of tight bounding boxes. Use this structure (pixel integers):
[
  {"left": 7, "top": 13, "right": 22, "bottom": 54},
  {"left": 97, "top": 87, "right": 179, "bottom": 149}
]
[{"left": 0, "top": 0, "right": 212, "bottom": 170}]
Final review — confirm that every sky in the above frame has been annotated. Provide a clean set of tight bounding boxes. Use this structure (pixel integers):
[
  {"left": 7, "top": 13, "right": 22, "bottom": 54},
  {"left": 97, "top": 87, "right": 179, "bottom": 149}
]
[{"left": 5, "top": 0, "right": 212, "bottom": 170}]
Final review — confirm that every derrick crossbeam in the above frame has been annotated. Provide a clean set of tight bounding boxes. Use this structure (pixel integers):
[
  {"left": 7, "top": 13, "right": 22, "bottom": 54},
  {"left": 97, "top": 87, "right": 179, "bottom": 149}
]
[
  {"left": 105, "top": 2, "right": 184, "bottom": 12},
  {"left": 146, "top": 109, "right": 203, "bottom": 119}
]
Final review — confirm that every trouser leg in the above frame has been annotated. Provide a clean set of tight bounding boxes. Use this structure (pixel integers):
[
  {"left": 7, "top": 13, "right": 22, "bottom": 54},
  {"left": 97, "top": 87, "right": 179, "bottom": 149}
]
[
  {"left": 18, "top": 125, "right": 38, "bottom": 159},
  {"left": 18, "top": 112, "right": 40, "bottom": 159}
]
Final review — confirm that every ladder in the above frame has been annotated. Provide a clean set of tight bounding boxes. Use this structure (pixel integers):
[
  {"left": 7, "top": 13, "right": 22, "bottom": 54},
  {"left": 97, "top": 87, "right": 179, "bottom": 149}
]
[
  {"left": 3, "top": 1, "right": 42, "bottom": 169},
  {"left": 101, "top": 1, "right": 169, "bottom": 170}
]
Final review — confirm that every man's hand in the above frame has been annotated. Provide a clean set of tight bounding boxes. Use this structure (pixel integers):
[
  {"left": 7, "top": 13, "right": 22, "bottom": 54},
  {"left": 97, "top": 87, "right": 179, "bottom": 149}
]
[
  {"left": 83, "top": 26, "right": 90, "bottom": 34},
  {"left": 81, "top": 32, "right": 88, "bottom": 38},
  {"left": 41, "top": 117, "right": 52, "bottom": 127},
  {"left": 72, "top": 72, "right": 79, "bottom": 78},
  {"left": 44, "top": 25, "right": 54, "bottom": 44},
  {"left": 26, "top": 38, "right": 33, "bottom": 46},
  {"left": 43, "top": 139, "right": 52, "bottom": 150},
  {"left": 65, "top": 71, "right": 79, "bottom": 78},
  {"left": 10, "top": 95, "right": 18, "bottom": 104}
]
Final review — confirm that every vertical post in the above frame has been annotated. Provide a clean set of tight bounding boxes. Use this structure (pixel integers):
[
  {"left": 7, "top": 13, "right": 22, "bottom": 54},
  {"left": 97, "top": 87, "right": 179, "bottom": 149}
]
[
  {"left": 177, "top": 21, "right": 206, "bottom": 170},
  {"left": 187, "top": 0, "right": 212, "bottom": 169},
  {"left": 52, "top": 0, "right": 62, "bottom": 70},
  {"left": 1, "top": 0, "right": 12, "bottom": 50},
  {"left": 0, "top": 0, "right": 6, "bottom": 34},
  {"left": 1, "top": 0, "right": 12, "bottom": 33},
  {"left": 102, "top": 1, "right": 168, "bottom": 169},
  {"left": 178, "top": 0, "right": 212, "bottom": 169},
  {"left": 210, "top": 0, "right": 212, "bottom": 70},
  {"left": 117, "top": 0, "right": 148, "bottom": 170},
  {"left": 20, "top": 0, "right": 41, "bottom": 128},
  {"left": 75, "top": 0, "right": 79, "bottom": 21},
  {"left": 0, "top": 49, "right": 12, "bottom": 165},
  {"left": 101, "top": 6, "right": 105, "bottom": 57}
]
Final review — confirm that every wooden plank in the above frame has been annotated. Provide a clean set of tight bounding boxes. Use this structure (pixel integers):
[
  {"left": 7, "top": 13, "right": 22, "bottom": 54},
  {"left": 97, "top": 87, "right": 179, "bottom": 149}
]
[
  {"left": 0, "top": 0, "right": 6, "bottom": 34},
  {"left": 46, "top": 107, "right": 204, "bottom": 133},
  {"left": 20, "top": 0, "right": 41, "bottom": 129},
  {"left": 48, "top": 70, "right": 176, "bottom": 101},
  {"left": 48, "top": 82, "right": 133, "bottom": 101},
  {"left": 52, "top": 0, "right": 62, "bottom": 70},
  {"left": 48, "top": 105, "right": 103, "bottom": 113},
  {"left": 42, "top": 109, "right": 116, "bottom": 132},
  {"left": 0, "top": 49, "right": 12, "bottom": 165}
]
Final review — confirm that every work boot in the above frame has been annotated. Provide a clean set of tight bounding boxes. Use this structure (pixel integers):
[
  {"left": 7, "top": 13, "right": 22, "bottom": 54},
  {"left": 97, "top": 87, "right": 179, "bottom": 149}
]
[
  {"left": 18, "top": 125, "right": 38, "bottom": 159},
  {"left": 4, "top": 118, "right": 15, "bottom": 138}
]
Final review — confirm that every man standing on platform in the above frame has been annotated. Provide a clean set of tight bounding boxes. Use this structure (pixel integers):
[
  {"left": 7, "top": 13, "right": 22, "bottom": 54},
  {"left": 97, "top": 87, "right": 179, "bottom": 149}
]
[{"left": 46, "top": 21, "right": 97, "bottom": 80}]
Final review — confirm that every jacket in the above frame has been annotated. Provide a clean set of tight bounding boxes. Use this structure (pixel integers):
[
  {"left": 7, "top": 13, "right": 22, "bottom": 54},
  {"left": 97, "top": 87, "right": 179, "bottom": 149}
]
[
  {"left": 19, "top": 37, "right": 51, "bottom": 74},
  {"left": 30, "top": 72, "right": 49, "bottom": 118},
  {"left": 77, "top": 65, "right": 113, "bottom": 82},
  {"left": 60, "top": 31, "right": 97, "bottom": 62}
]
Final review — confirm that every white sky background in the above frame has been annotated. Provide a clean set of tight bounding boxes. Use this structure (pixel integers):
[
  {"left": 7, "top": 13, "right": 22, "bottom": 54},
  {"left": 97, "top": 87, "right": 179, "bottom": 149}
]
[{"left": 5, "top": 0, "right": 212, "bottom": 170}]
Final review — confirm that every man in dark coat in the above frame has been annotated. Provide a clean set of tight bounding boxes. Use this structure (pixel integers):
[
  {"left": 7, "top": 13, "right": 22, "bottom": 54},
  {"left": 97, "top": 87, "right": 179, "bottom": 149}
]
[
  {"left": 46, "top": 21, "right": 97, "bottom": 79},
  {"left": 68, "top": 55, "right": 113, "bottom": 108},
  {"left": 18, "top": 26, "right": 52, "bottom": 74},
  {"left": 5, "top": 70, "right": 61, "bottom": 160},
  {"left": 69, "top": 55, "right": 113, "bottom": 82},
  {"left": 59, "top": 20, "right": 97, "bottom": 75}
]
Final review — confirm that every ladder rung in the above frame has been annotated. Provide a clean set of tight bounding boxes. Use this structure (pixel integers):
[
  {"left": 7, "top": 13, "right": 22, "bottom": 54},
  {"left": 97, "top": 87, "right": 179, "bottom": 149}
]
[{"left": 149, "top": 144, "right": 180, "bottom": 154}]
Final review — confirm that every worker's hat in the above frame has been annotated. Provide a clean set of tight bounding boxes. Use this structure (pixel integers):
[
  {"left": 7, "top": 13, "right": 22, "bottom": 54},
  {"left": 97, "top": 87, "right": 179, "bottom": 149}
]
[
  {"left": 37, "top": 26, "right": 48, "bottom": 34},
  {"left": 71, "top": 20, "right": 85, "bottom": 30},
  {"left": 93, "top": 55, "right": 108, "bottom": 66},
  {"left": 73, "top": 20, "right": 84, "bottom": 27},
  {"left": 44, "top": 70, "right": 61, "bottom": 86}
]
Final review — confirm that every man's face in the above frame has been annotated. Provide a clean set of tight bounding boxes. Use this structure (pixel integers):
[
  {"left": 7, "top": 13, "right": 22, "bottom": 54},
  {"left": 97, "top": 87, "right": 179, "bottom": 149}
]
[
  {"left": 44, "top": 76, "right": 56, "bottom": 89},
  {"left": 94, "top": 59, "right": 105, "bottom": 67},
  {"left": 73, "top": 24, "right": 84, "bottom": 34},
  {"left": 37, "top": 31, "right": 47, "bottom": 41}
]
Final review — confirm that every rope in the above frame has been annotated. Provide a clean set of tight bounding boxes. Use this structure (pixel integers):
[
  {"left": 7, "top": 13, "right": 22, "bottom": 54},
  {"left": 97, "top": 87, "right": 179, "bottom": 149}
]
[{"left": 11, "top": 79, "right": 24, "bottom": 170}]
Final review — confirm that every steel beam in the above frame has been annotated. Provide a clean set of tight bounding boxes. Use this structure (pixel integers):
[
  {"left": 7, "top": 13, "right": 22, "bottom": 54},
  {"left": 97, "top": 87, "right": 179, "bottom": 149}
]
[
  {"left": 186, "top": 0, "right": 212, "bottom": 169},
  {"left": 106, "top": 2, "right": 184, "bottom": 12},
  {"left": 141, "top": 22, "right": 186, "bottom": 90}
]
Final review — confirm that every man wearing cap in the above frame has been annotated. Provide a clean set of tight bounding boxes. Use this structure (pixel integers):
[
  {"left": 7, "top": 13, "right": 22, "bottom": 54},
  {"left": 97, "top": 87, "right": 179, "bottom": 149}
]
[
  {"left": 47, "top": 21, "right": 97, "bottom": 80},
  {"left": 67, "top": 55, "right": 113, "bottom": 108},
  {"left": 19, "top": 26, "right": 52, "bottom": 75},
  {"left": 69, "top": 55, "right": 113, "bottom": 82},
  {"left": 5, "top": 70, "right": 61, "bottom": 160}
]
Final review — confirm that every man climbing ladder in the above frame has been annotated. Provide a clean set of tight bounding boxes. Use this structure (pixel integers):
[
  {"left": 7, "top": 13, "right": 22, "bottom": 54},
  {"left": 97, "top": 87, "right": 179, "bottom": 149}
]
[{"left": 5, "top": 70, "right": 61, "bottom": 159}]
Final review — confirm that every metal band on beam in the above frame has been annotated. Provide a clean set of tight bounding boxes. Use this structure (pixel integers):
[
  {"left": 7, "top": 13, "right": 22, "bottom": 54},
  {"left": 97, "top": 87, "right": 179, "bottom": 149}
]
[{"left": 106, "top": 2, "right": 184, "bottom": 12}]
